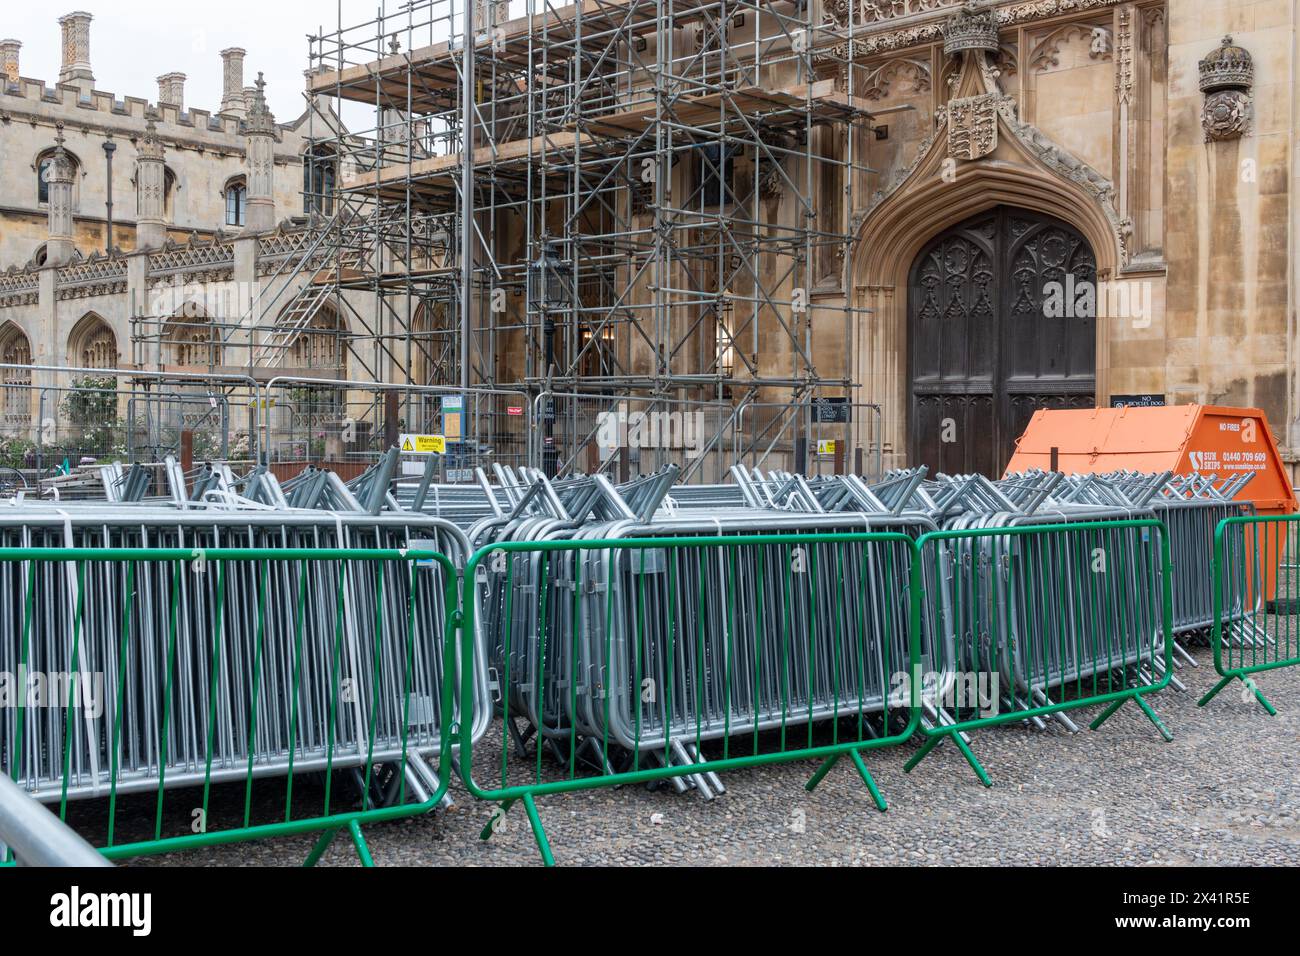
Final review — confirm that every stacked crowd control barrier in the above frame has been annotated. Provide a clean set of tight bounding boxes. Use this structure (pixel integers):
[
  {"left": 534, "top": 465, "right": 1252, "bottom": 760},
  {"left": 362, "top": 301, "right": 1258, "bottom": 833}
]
[
  {"left": 431, "top": 463, "right": 935, "bottom": 808},
  {"left": 0, "top": 453, "right": 489, "bottom": 863},
  {"left": 1007, "top": 469, "right": 1255, "bottom": 643},
  {"left": 729, "top": 469, "right": 1176, "bottom": 739},
  {"left": 1, "top": 450, "right": 1264, "bottom": 865}
]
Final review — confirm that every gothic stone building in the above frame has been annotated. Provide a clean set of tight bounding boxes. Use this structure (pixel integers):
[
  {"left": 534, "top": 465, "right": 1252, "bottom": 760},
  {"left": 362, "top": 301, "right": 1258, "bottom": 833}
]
[
  {"left": 834, "top": 0, "right": 1296, "bottom": 475},
  {"left": 0, "top": 11, "right": 356, "bottom": 437},
  {"left": 0, "top": 2, "right": 1297, "bottom": 481}
]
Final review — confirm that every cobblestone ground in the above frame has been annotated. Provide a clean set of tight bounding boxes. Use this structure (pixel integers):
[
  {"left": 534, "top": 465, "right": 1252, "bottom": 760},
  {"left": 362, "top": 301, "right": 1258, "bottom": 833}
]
[{"left": 115, "top": 643, "right": 1298, "bottom": 867}]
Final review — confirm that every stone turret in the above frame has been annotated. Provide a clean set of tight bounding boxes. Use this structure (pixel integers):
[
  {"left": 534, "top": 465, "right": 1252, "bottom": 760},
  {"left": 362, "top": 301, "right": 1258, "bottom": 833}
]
[
  {"left": 45, "top": 126, "right": 77, "bottom": 265},
  {"left": 136, "top": 113, "right": 168, "bottom": 249},
  {"left": 243, "top": 73, "right": 277, "bottom": 231}
]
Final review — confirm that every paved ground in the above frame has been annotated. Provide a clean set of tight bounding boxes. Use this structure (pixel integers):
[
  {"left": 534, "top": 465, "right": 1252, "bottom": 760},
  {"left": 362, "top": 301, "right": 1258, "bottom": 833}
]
[{"left": 117, "top": 642, "right": 1298, "bottom": 867}]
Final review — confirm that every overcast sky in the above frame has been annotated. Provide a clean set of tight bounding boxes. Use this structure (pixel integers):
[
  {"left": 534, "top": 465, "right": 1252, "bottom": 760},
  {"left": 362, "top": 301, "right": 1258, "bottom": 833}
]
[{"left": 5, "top": 1, "right": 409, "bottom": 122}]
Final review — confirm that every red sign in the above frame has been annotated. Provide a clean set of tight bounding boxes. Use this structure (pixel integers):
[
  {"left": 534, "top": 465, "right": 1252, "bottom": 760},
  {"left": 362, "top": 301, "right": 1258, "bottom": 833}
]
[{"left": 507, "top": 406, "right": 524, "bottom": 416}]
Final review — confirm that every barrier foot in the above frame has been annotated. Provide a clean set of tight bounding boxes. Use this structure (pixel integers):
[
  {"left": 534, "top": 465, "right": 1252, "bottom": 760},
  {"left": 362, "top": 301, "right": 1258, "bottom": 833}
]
[
  {"left": 1196, "top": 674, "right": 1235, "bottom": 707},
  {"left": 303, "top": 827, "right": 340, "bottom": 867},
  {"left": 951, "top": 733, "right": 993, "bottom": 788},
  {"left": 347, "top": 820, "right": 375, "bottom": 867},
  {"left": 1248, "top": 680, "right": 1279, "bottom": 716},
  {"left": 479, "top": 799, "right": 515, "bottom": 841},
  {"left": 804, "top": 753, "right": 841, "bottom": 792},
  {"left": 1088, "top": 697, "right": 1125, "bottom": 731},
  {"left": 522, "top": 793, "right": 555, "bottom": 867},
  {"left": 1198, "top": 674, "right": 1277, "bottom": 715},
  {"left": 848, "top": 750, "right": 887, "bottom": 812},
  {"left": 1134, "top": 695, "right": 1174, "bottom": 742},
  {"left": 902, "top": 734, "right": 942, "bottom": 774}
]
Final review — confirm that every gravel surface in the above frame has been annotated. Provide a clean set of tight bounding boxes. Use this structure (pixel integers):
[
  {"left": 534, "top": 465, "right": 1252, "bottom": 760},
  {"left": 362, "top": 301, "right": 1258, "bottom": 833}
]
[{"left": 103, "top": 642, "right": 1298, "bottom": 867}]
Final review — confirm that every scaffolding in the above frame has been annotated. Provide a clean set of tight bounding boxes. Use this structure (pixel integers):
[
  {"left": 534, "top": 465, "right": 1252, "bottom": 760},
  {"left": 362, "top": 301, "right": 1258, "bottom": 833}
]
[{"left": 132, "top": 0, "right": 880, "bottom": 478}]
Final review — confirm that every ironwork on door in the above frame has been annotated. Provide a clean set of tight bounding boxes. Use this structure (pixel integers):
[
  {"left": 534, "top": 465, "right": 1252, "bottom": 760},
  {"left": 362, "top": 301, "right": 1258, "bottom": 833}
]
[{"left": 908, "top": 206, "right": 1096, "bottom": 476}]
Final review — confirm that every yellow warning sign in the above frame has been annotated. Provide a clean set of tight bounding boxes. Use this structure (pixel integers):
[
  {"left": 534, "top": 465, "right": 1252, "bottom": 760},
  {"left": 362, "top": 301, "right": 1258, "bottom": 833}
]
[
  {"left": 816, "top": 439, "right": 837, "bottom": 456},
  {"left": 399, "top": 434, "right": 446, "bottom": 454}
]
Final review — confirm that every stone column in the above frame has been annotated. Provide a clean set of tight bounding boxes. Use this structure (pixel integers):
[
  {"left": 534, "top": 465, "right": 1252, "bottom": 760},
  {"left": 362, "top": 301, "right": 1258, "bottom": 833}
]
[
  {"left": 243, "top": 74, "right": 277, "bottom": 232},
  {"left": 45, "top": 127, "right": 76, "bottom": 265},
  {"left": 157, "top": 71, "right": 186, "bottom": 111},
  {"left": 219, "top": 47, "right": 247, "bottom": 117},
  {"left": 57, "top": 11, "right": 95, "bottom": 91},
  {"left": 1, "top": 39, "right": 20, "bottom": 84},
  {"left": 135, "top": 114, "right": 168, "bottom": 250}
]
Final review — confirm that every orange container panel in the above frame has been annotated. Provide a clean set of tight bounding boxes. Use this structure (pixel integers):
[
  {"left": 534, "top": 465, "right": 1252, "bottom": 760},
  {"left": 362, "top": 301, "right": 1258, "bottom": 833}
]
[{"left": 1005, "top": 404, "right": 1297, "bottom": 601}]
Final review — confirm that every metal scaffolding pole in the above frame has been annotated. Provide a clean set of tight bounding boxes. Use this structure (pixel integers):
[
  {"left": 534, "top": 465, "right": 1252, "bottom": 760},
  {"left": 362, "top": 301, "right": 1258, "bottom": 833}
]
[{"left": 460, "top": 0, "right": 474, "bottom": 395}]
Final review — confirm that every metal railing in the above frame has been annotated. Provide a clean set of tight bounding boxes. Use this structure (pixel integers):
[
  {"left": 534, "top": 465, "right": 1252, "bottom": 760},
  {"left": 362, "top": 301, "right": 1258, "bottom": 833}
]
[
  {"left": 903, "top": 519, "right": 1175, "bottom": 787},
  {"left": 0, "top": 461, "right": 1231, "bottom": 867},
  {"left": 458, "top": 531, "right": 926, "bottom": 865},
  {"left": 0, "top": 544, "right": 475, "bottom": 865},
  {"left": 263, "top": 375, "right": 532, "bottom": 475},
  {"left": 1201, "top": 512, "right": 1300, "bottom": 713}
]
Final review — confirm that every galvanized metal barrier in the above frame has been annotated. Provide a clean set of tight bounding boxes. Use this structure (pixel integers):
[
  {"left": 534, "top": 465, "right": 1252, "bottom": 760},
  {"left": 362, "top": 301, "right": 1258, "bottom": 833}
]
[
  {"left": 1036, "top": 469, "right": 1253, "bottom": 640},
  {"left": 0, "top": 537, "right": 481, "bottom": 865},
  {"left": 904, "top": 518, "right": 1175, "bottom": 786},
  {"left": 458, "top": 530, "right": 926, "bottom": 865},
  {"left": 0, "top": 459, "right": 1205, "bottom": 867},
  {"left": 1200, "top": 513, "right": 1300, "bottom": 713}
]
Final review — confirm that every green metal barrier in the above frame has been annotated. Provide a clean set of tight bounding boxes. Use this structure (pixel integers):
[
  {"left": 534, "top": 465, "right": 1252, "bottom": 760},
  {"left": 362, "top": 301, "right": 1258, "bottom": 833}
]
[
  {"left": 1200, "top": 514, "right": 1300, "bottom": 713},
  {"left": 0, "top": 547, "right": 460, "bottom": 866},
  {"left": 903, "top": 520, "right": 1175, "bottom": 786},
  {"left": 457, "top": 532, "right": 926, "bottom": 866},
  {"left": 0, "top": 521, "right": 1191, "bottom": 868}
]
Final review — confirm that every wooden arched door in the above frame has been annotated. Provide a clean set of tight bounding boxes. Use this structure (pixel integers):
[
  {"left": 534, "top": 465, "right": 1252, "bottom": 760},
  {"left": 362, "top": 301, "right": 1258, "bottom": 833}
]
[{"left": 907, "top": 206, "right": 1096, "bottom": 476}]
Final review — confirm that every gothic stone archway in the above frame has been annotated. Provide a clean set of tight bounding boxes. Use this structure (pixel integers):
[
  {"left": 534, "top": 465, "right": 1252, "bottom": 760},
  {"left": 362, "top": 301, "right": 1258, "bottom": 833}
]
[
  {"left": 850, "top": 129, "right": 1121, "bottom": 473},
  {"left": 908, "top": 206, "right": 1097, "bottom": 475}
]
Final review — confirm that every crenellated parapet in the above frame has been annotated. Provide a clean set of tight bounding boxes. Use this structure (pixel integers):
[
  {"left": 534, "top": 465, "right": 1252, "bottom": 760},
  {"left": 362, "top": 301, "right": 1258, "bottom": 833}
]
[{"left": 0, "top": 76, "right": 246, "bottom": 138}]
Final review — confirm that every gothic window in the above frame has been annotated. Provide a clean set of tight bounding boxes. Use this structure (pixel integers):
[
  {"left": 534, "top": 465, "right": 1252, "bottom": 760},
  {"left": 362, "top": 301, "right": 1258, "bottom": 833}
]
[
  {"left": 304, "top": 146, "right": 337, "bottom": 216},
  {"left": 0, "top": 322, "right": 33, "bottom": 427},
  {"left": 162, "top": 167, "right": 178, "bottom": 220},
  {"left": 165, "top": 309, "right": 221, "bottom": 368},
  {"left": 38, "top": 157, "right": 51, "bottom": 205},
  {"left": 289, "top": 309, "right": 344, "bottom": 370},
  {"left": 68, "top": 314, "right": 118, "bottom": 370},
  {"left": 36, "top": 148, "right": 80, "bottom": 207},
  {"left": 225, "top": 179, "right": 247, "bottom": 226}
]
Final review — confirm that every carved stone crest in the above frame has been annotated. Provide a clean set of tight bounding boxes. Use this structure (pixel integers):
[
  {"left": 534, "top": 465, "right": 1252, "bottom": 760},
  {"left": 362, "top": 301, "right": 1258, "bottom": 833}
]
[
  {"left": 1202, "top": 90, "right": 1250, "bottom": 142},
  {"left": 1199, "top": 36, "right": 1252, "bottom": 142},
  {"left": 947, "top": 93, "right": 998, "bottom": 160}
]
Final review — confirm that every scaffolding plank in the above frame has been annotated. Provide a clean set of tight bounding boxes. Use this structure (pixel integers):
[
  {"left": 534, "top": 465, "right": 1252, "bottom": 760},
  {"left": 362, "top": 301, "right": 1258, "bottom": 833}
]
[
  {"left": 310, "top": 0, "right": 718, "bottom": 105},
  {"left": 572, "top": 80, "right": 872, "bottom": 136},
  {"left": 343, "top": 130, "right": 599, "bottom": 193}
]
